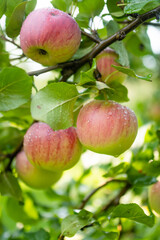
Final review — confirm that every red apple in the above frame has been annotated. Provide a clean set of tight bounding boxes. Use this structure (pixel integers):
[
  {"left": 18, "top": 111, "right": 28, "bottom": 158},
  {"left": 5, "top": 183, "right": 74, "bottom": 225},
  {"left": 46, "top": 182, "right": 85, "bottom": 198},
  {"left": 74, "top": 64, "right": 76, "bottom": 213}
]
[
  {"left": 16, "top": 151, "right": 62, "bottom": 189},
  {"left": 23, "top": 122, "right": 82, "bottom": 171},
  {"left": 76, "top": 100, "right": 138, "bottom": 156},
  {"left": 20, "top": 8, "right": 81, "bottom": 66},
  {"left": 149, "top": 181, "right": 160, "bottom": 215},
  {"left": 96, "top": 48, "right": 127, "bottom": 84}
]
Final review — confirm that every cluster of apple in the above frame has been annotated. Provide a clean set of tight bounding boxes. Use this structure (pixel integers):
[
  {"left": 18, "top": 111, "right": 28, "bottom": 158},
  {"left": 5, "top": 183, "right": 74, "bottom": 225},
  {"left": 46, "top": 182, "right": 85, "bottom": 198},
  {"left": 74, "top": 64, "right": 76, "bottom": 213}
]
[
  {"left": 16, "top": 8, "right": 138, "bottom": 189},
  {"left": 16, "top": 100, "right": 138, "bottom": 189}
]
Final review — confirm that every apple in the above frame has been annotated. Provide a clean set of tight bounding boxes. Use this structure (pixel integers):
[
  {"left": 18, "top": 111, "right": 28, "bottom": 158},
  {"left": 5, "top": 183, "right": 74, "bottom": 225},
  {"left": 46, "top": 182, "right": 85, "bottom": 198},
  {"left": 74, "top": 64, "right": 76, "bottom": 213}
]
[
  {"left": 16, "top": 151, "right": 62, "bottom": 189},
  {"left": 76, "top": 100, "right": 138, "bottom": 156},
  {"left": 149, "top": 181, "right": 160, "bottom": 215},
  {"left": 96, "top": 47, "right": 126, "bottom": 84},
  {"left": 23, "top": 122, "right": 82, "bottom": 172},
  {"left": 20, "top": 8, "right": 81, "bottom": 66},
  {"left": 148, "top": 103, "right": 160, "bottom": 123}
]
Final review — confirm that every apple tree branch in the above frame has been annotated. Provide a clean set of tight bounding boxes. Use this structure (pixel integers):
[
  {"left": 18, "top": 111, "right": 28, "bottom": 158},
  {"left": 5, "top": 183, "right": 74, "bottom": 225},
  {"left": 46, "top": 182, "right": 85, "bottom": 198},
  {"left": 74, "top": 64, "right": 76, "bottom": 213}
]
[{"left": 27, "top": 6, "right": 160, "bottom": 80}]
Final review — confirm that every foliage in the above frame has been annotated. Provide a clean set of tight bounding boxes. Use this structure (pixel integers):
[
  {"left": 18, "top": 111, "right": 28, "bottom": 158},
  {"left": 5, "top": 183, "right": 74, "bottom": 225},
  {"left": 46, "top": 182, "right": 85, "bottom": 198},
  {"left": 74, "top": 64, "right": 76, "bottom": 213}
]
[{"left": 0, "top": 0, "right": 160, "bottom": 239}]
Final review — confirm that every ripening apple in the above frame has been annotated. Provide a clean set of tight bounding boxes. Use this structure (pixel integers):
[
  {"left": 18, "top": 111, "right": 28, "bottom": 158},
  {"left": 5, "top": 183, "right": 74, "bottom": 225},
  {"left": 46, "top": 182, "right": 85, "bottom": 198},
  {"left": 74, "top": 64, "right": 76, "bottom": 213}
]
[
  {"left": 23, "top": 122, "right": 82, "bottom": 172},
  {"left": 20, "top": 8, "right": 81, "bottom": 66},
  {"left": 16, "top": 151, "right": 62, "bottom": 189},
  {"left": 96, "top": 48, "right": 127, "bottom": 84},
  {"left": 149, "top": 181, "right": 160, "bottom": 215},
  {"left": 76, "top": 100, "right": 138, "bottom": 156}
]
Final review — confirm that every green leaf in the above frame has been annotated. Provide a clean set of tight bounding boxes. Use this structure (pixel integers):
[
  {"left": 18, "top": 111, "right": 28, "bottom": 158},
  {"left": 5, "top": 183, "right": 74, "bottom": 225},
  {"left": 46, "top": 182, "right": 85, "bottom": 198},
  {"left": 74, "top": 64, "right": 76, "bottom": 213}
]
[
  {"left": 127, "top": 167, "right": 157, "bottom": 187},
  {"left": 0, "top": 126, "right": 23, "bottom": 155},
  {"left": 144, "top": 160, "right": 160, "bottom": 177},
  {"left": 0, "top": 172, "right": 23, "bottom": 201},
  {"left": 97, "top": 27, "right": 107, "bottom": 40},
  {"left": 103, "top": 162, "right": 130, "bottom": 178},
  {"left": 6, "top": 197, "right": 37, "bottom": 224},
  {"left": 78, "top": 0, "right": 105, "bottom": 18},
  {"left": 0, "top": 39, "right": 10, "bottom": 68},
  {"left": 51, "top": 0, "right": 72, "bottom": 12},
  {"left": 5, "top": 0, "right": 22, "bottom": 20},
  {"left": 76, "top": 14, "right": 90, "bottom": 28},
  {"left": 126, "top": 30, "right": 152, "bottom": 57},
  {"left": 112, "top": 65, "right": 152, "bottom": 81},
  {"left": 110, "top": 203, "right": 154, "bottom": 227},
  {"left": 95, "top": 81, "right": 111, "bottom": 90},
  {"left": 103, "top": 232, "right": 119, "bottom": 240},
  {"left": 24, "top": 228, "right": 50, "bottom": 240},
  {"left": 31, "top": 82, "right": 78, "bottom": 130},
  {"left": 105, "top": 81, "right": 129, "bottom": 103},
  {"left": 6, "top": 1, "right": 27, "bottom": 38},
  {"left": 79, "top": 69, "right": 96, "bottom": 85},
  {"left": 0, "top": 0, "right": 7, "bottom": 18},
  {"left": 73, "top": 41, "right": 95, "bottom": 60},
  {"left": 78, "top": 59, "right": 96, "bottom": 85},
  {"left": 0, "top": 52, "right": 10, "bottom": 68},
  {"left": 107, "top": 0, "right": 125, "bottom": 17},
  {"left": 25, "top": 0, "right": 37, "bottom": 15},
  {"left": 61, "top": 209, "right": 94, "bottom": 237},
  {"left": 106, "top": 21, "right": 129, "bottom": 67},
  {"left": 0, "top": 67, "right": 32, "bottom": 111},
  {"left": 124, "top": 0, "right": 160, "bottom": 14},
  {"left": 0, "top": 103, "right": 32, "bottom": 128},
  {"left": 74, "top": 63, "right": 91, "bottom": 83}
]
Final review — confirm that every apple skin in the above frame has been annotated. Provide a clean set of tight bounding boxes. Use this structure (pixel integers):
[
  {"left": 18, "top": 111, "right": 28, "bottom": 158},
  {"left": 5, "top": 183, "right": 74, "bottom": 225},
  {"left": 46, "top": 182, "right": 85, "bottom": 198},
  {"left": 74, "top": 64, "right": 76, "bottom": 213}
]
[
  {"left": 20, "top": 8, "right": 81, "bottom": 66},
  {"left": 23, "top": 122, "right": 82, "bottom": 172},
  {"left": 96, "top": 48, "right": 126, "bottom": 84},
  {"left": 149, "top": 181, "right": 160, "bottom": 215},
  {"left": 76, "top": 100, "right": 138, "bottom": 157},
  {"left": 16, "top": 151, "right": 62, "bottom": 189}
]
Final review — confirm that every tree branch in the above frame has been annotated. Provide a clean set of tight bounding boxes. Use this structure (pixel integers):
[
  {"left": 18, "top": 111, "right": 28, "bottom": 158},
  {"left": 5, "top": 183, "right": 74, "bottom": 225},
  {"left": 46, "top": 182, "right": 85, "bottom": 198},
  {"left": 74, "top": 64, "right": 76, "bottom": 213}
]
[{"left": 78, "top": 178, "right": 127, "bottom": 210}]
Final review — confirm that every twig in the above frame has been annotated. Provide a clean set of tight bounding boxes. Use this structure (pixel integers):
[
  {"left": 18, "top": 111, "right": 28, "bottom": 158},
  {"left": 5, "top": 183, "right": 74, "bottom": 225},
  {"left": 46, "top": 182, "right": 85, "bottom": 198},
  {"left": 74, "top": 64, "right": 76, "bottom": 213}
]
[
  {"left": 27, "top": 6, "right": 160, "bottom": 78},
  {"left": 117, "top": 21, "right": 160, "bottom": 27},
  {"left": 5, "top": 141, "right": 23, "bottom": 171},
  {"left": 96, "top": 182, "right": 131, "bottom": 216},
  {"left": 78, "top": 178, "right": 127, "bottom": 210},
  {"left": 10, "top": 54, "right": 25, "bottom": 61},
  {"left": 58, "top": 234, "right": 65, "bottom": 240},
  {"left": 143, "top": 22, "right": 160, "bottom": 27},
  {"left": 28, "top": 61, "right": 74, "bottom": 76},
  {"left": 0, "top": 35, "right": 21, "bottom": 49},
  {"left": 81, "top": 29, "right": 101, "bottom": 43}
]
